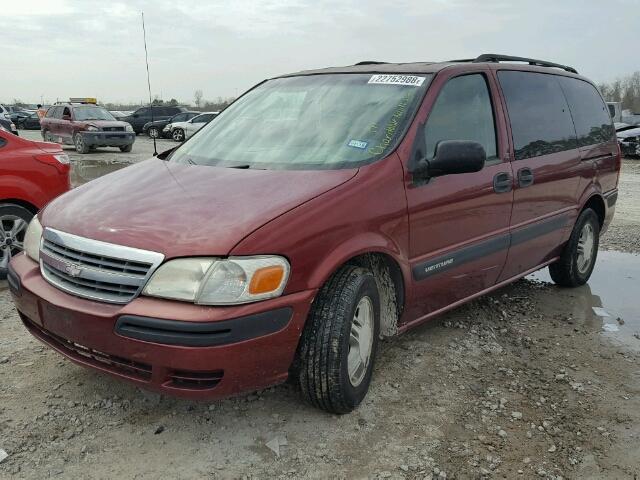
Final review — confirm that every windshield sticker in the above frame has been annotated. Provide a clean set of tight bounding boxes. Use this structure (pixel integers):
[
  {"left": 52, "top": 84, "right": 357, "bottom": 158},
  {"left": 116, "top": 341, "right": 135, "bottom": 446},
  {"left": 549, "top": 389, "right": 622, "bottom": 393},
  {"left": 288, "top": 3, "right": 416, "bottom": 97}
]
[
  {"left": 347, "top": 139, "right": 368, "bottom": 149},
  {"left": 368, "top": 74, "right": 426, "bottom": 87},
  {"left": 368, "top": 91, "right": 412, "bottom": 155}
]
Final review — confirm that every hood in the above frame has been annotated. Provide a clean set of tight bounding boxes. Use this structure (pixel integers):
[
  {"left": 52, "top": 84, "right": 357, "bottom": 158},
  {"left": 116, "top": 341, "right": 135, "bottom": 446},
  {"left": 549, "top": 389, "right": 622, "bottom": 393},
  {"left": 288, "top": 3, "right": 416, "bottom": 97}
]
[
  {"left": 617, "top": 127, "right": 640, "bottom": 139},
  {"left": 42, "top": 159, "right": 357, "bottom": 257},
  {"left": 85, "top": 120, "right": 131, "bottom": 129}
]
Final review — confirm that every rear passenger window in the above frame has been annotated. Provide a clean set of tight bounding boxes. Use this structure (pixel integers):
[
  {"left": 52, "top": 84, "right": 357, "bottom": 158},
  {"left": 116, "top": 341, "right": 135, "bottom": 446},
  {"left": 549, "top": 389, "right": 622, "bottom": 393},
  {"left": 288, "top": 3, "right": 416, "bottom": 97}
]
[
  {"left": 424, "top": 74, "right": 498, "bottom": 163},
  {"left": 557, "top": 77, "right": 614, "bottom": 147},
  {"left": 498, "top": 71, "right": 577, "bottom": 161}
]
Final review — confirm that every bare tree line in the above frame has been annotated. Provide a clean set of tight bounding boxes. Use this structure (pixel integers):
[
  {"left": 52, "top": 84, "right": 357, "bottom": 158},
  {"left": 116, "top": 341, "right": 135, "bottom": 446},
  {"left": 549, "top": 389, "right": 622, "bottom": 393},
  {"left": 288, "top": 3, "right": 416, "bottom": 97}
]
[{"left": 598, "top": 71, "right": 640, "bottom": 113}]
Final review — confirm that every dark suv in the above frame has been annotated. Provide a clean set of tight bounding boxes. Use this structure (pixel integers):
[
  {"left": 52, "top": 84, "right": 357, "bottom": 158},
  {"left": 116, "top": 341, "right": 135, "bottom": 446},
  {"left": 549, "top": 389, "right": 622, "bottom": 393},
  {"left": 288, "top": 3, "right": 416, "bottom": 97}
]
[
  {"left": 122, "top": 106, "right": 187, "bottom": 134},
  {"left": 9, "top": 54, "right": 620, "bottom": 413}
]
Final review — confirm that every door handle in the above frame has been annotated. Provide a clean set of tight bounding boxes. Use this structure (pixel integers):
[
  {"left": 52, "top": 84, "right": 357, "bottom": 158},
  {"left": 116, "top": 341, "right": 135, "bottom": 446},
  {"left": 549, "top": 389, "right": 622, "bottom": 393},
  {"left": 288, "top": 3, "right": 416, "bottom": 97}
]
[
  {"left": 517, "top": 167, "right": 534, "bottom": 187},
  {"left": 493, "top": 172, "right": 512, "bottom": 193}
]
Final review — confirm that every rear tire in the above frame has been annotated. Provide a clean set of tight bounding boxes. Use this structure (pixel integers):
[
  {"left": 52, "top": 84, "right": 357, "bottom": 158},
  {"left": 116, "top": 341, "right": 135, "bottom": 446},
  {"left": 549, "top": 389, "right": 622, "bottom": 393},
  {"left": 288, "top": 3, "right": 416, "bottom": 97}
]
[
  {"left": 119, "top": 144, "right": 133, "bottom": 152},
  {"left": 0, "top": 204, "right": 33, "bottom": 279},
  {"left": 296, "top": 265, "right": 380, "bottom": 414},
  {"left": 549, "top": 208, "right": 600, "bottom": 287}
]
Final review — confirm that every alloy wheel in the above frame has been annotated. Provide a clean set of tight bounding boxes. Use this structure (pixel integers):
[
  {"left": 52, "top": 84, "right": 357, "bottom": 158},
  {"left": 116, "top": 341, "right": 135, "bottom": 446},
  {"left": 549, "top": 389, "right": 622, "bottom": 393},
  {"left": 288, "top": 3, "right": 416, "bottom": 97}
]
[
  {"left": 0, "top": 215, "right": 27, "bottom": 271},
  {"left": 172, "top": 129, "right": 184, "bottom": 142},
  {"left": 576, "top": 222, "right": 595, "bottom": 274},
  {"left": 347, "top": 296, "right": 375, "bottom": 387},
  {"left": 75, "top": 135, "right": 84, "bottom": 153}
]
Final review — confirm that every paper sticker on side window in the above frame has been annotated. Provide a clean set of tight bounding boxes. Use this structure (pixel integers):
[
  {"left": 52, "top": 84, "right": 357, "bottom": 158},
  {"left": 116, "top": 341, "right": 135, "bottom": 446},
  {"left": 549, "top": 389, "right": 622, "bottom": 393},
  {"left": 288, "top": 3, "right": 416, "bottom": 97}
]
[{"left": 368, "top": 75, "right": 426, "bottom": 87}]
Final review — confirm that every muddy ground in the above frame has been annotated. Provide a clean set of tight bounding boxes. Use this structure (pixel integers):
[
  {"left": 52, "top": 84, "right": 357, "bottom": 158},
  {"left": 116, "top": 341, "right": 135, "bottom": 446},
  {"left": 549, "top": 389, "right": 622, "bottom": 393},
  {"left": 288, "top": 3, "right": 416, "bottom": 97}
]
[{"left": 1, "top": 134, "right": 639, "bottom": 479}]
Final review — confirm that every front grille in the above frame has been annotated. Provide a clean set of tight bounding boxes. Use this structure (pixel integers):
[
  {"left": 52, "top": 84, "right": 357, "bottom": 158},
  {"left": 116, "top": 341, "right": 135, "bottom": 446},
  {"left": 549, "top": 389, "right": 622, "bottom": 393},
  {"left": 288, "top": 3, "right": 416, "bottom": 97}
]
[
  {"left": 40, "top": 228, "right": 164, "bottom": 304},
  {"left": 21, "top": 314, "right": 152, "bottom": 381},
  {"left": 103, "top": 126, "right": 125, "bottom": 132}
]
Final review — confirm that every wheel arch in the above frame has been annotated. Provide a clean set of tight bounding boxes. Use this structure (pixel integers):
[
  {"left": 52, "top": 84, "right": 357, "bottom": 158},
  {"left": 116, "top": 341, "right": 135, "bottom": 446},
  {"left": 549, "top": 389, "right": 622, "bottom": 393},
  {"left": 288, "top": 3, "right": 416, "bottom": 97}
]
[
  {"left": 0, "top": 199, "right": 38, "bottom": 214},
  {"left": 581, "top": 193, "right": 606, "bottom": 228}
]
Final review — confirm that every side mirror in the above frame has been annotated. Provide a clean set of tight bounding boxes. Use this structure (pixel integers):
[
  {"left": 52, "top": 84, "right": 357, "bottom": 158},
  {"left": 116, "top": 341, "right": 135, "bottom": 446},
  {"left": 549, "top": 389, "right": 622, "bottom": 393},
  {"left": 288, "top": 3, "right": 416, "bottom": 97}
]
[{"left": 411, "top": 140, "right": 486, "bottom": 180}]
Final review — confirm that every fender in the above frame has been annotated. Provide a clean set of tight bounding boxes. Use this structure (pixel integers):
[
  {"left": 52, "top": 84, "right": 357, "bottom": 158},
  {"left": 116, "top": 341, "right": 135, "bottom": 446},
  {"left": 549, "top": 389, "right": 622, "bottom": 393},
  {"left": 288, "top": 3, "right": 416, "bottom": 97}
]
[
  {"left": 305, "top": 231, "right": 411, "bottom": 292},
  {"left": 0, "top": 175, "right": 47, "bottom": 209}
]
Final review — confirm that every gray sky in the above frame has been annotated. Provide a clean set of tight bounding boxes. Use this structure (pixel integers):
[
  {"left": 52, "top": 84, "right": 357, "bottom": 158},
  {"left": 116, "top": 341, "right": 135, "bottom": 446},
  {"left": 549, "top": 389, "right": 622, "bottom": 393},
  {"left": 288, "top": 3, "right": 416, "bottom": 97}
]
[{"left": 2, "top": 0, "right": 637, "bottom": 106}]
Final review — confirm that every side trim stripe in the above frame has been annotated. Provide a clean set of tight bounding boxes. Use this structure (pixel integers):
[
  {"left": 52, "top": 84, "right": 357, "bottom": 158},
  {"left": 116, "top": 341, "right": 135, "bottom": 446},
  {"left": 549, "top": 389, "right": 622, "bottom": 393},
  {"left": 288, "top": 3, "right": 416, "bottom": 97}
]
[
  {"left": 412, "top": 213, "right": 570, "bottom": 281},
  {"left": 510, "top": 214, "right": 568, "bottom": 246},
  {"left": 412, "top": 234, "right": 509, "bottom": 281}
]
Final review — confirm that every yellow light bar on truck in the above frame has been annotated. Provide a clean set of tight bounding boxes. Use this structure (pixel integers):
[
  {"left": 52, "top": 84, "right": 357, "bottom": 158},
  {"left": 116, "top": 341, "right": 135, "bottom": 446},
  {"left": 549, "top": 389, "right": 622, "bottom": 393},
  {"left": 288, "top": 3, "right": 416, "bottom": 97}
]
[{"left": 69, "top": 97, "right": 97, "bottom": 104}]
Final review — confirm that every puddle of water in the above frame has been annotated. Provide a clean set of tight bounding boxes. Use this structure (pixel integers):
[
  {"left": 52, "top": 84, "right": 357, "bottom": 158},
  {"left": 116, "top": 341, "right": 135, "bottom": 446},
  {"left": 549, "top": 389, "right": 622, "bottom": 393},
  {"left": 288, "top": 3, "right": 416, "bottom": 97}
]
[
  {"left": 71, "top": 160, "right": 133, "bottom": 187},
  {"left": 528, "top": 250, "right": 640, "bottom": 351}
]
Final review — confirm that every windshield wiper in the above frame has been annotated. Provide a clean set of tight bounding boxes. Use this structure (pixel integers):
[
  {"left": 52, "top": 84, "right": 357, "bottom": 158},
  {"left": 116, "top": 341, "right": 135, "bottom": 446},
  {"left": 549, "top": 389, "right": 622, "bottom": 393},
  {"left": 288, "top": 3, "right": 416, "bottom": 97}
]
[{"left": 227, "top": 164, "right": 266, "bottom": 170}]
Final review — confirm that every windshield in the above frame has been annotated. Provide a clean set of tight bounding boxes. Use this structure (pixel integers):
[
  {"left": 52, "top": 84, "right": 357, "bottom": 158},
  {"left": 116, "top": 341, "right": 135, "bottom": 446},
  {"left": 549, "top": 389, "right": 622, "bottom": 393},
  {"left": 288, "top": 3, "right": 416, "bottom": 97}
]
[
  {"left": 170, "top": 73, "right": 431, "bottom": 170},
  {"left": 74, "top": 106, "right": 115, "bottom": 121}
]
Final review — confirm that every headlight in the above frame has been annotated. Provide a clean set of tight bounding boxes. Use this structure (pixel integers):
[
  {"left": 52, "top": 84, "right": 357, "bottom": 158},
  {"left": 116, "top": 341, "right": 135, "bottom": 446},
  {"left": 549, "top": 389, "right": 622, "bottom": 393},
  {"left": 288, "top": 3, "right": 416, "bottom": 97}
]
[
  {"left": 24, "top": 217, "right": 43, "bottom": 262},
  {"left": 86, "top": 125, "right": 99, "bottom": 132},
  {"left": 125, "top": 124, "right": 133, "bottom": 132},
  {"left": 143, "top": 256, "right": 290, "bottom": 305}
]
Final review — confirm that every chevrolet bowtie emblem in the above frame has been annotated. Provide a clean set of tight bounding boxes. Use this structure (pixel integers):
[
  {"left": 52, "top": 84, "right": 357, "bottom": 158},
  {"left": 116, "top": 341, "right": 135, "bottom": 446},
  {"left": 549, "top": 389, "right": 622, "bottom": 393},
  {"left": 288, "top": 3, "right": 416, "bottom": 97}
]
[{"left": 64, "top": 264, "right": 82, "bottom": 277}]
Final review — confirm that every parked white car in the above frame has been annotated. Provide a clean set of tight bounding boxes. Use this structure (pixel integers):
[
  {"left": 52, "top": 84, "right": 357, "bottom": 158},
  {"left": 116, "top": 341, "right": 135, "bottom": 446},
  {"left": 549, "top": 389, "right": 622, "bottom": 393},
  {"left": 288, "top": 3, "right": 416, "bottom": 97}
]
[{"left": 164, "top": 111, "right": 219, "bottom": 142}]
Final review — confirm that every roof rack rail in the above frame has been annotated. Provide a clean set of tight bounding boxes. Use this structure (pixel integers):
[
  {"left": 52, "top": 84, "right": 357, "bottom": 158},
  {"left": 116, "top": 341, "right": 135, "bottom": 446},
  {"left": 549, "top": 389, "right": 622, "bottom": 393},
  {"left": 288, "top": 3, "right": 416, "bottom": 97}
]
[
  {"left": 354, "top": 61, "right": 388, "bottom": 66},
  {"left": 471, "top": 54, "right": 578, "bottom": 74}
]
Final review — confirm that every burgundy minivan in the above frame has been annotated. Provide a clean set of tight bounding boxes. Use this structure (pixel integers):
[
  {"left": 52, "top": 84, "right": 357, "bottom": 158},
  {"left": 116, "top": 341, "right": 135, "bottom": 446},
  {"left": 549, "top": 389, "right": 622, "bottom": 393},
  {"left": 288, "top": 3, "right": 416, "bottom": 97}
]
[{"left": 8, "top": 55, "right": 620, "bottom": 413}]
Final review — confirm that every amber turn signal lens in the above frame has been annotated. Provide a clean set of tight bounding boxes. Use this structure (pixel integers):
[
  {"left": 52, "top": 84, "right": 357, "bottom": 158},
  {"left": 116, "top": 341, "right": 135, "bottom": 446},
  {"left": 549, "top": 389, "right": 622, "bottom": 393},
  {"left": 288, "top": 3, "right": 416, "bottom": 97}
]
[{"left": 249, "top": 266, "right": 285, "bottom": 294}]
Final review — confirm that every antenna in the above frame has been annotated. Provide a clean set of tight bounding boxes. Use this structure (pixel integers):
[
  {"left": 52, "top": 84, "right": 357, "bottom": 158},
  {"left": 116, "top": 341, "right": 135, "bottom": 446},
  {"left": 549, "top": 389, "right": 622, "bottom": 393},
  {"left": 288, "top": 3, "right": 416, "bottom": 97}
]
[{"left": 141, "top": 12, "right": 157, "bottom": 156}]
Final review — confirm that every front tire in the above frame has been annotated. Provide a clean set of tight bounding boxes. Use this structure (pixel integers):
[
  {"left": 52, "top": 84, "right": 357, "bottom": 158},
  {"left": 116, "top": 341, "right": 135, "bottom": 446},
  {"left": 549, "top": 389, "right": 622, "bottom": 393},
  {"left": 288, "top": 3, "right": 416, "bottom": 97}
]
[
  {"left": 148, "top": 126, "right": 159, "bottom": 138},
  {"left": 0, "top": 204, "right": 33, "bottom": 279},
  {"left": 172, "top": 128, "right": 185, "bottom": 142},
  {"left": 119, "top": 144, "right": 133, "bottom": 152},
  {"left": 74, "top": 133, "right": 90, "bottom": 154},
  {"left": 549, "top": 208, "right": 600, "bottom": 287},
  {"left": 296, "top": 265, "right": 380, "bottom": 414}
]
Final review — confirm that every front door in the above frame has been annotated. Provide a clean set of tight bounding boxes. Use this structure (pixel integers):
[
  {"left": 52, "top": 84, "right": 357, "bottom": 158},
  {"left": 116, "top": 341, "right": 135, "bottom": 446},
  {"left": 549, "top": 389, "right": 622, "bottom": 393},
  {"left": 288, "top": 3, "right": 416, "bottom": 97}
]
[
  {"left": 494, "top": 70, "right": 581, "bottom": 281},
  {"left": 403, "top": 70, "right": 514, "bottom": 324},
  {"left": 59, "top": 106, "right": 74, "bottom": 144}
]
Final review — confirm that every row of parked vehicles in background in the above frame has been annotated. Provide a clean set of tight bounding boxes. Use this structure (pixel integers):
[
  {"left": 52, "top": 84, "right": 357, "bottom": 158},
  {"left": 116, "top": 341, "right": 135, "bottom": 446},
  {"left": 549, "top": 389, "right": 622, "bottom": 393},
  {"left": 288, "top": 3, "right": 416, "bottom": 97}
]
[
  {"left": 119, "top": 106, "right": 220, "bottom": 141},
  {"left": 1, "top": 102, "right": 220, "bottom": 148}
]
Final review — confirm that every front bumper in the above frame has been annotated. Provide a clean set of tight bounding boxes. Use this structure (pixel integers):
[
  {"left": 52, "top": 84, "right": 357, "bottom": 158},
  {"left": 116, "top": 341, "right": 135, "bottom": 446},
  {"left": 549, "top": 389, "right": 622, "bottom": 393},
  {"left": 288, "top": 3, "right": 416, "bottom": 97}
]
[
  {"left": 80, "top": 131, "right": 135, "bottom": 147},
  {"left": 8, "top": 254, "right": 314, "bottom": 400}
]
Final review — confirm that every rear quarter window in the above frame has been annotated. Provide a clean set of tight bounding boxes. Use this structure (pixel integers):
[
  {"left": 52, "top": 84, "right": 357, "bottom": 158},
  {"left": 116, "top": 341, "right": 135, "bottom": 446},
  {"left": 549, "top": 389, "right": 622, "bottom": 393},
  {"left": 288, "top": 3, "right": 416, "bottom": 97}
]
[
  {"left": 557, "top": 77, "right": 614, "bottom": 147},
  {"left": 498, "top": 71, "right": 577, "bottom": 161}
]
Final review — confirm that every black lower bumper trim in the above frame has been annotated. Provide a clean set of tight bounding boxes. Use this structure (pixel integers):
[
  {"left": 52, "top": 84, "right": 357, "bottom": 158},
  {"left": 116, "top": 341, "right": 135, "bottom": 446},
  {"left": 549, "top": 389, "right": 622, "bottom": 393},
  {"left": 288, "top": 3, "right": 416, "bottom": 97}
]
[
  {"left": 115, "top": 307, "right": 292, "bottom": 347},
  {"left": 7, "top": 264, "right": 21, "bottom": 296}
]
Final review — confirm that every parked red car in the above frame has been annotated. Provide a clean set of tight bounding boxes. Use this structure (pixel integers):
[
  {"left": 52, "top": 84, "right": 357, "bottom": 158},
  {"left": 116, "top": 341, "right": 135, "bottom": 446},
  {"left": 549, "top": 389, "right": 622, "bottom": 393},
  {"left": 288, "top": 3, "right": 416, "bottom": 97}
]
[
  {"left": 40, "top": 99, "right": 135, "bottom": 154},
  {"left": 8, "top": 55, "right": 620, "bottom": 413},
  {"left": 0, "top": 129, "right": 70, "bottom": 278}
]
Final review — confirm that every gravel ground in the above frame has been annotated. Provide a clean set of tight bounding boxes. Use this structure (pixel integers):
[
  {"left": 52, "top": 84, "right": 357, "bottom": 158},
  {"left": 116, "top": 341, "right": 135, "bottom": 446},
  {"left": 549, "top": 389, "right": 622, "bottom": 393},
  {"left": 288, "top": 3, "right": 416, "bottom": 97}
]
[{"left": 1, "top": 134, "right": 639, "bottom": 479}]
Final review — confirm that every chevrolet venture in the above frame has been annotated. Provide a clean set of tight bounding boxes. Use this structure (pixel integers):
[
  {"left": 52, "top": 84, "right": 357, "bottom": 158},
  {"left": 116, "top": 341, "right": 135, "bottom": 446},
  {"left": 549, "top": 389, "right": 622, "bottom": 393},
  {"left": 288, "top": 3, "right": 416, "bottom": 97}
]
[{"left": 8, "top": 54, "right": 620, "bottom": 413}]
